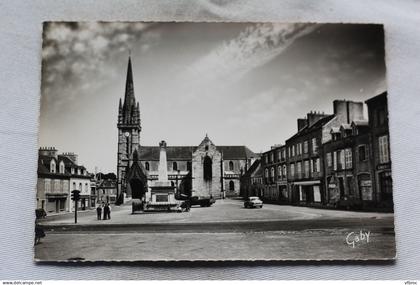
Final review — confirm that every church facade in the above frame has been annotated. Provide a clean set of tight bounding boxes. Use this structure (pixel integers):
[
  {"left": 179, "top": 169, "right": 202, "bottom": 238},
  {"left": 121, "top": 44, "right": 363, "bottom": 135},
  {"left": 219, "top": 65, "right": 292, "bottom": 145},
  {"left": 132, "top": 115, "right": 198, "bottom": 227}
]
[{"left": 116, "top": 57, "right": 257, "bottom": 203}]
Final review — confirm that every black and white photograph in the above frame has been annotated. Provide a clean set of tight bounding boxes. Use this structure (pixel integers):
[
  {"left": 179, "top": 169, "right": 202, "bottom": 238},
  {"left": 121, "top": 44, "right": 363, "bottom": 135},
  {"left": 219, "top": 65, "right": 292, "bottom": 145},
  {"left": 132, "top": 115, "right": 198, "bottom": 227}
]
[{"left": 35, "top": 22, "right": 395, "bottom": 261}]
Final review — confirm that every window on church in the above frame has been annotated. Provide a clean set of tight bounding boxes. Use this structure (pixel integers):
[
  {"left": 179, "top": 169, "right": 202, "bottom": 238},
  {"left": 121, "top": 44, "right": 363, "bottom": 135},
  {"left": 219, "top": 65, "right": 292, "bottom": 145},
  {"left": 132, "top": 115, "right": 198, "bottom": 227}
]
[
  {"left": 229, "top": 161, "right": 234, "bottom": 171},
  {"left": 173, "top": 161, "right": 178, "bottom": 171},
  {"left": 145, "top": 162, "right": 150, "bottom": 171},
  {"left": 203, "top": 156, "right": 212, "bottom": 181}
]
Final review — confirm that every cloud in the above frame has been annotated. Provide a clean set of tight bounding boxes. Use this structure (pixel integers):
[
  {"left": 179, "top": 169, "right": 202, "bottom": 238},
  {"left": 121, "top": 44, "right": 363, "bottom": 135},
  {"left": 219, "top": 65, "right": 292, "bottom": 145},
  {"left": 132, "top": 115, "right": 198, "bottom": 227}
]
[
  {"left": 177, "top": 23, "right": 321, "bottom": 95},
  {"left": 41, "top": 22, "right": 157, "bottom": 116}
]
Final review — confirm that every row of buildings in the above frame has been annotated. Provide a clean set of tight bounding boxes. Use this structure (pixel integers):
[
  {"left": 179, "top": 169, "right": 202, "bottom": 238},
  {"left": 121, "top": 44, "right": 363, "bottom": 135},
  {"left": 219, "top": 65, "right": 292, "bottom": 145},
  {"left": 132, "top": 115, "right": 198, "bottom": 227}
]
[
  {"left": 241, "top": 92, "right": 393, "bottom": 211},
  {"left": 36, "top": 147, "right": 117, "bottom": 214}
]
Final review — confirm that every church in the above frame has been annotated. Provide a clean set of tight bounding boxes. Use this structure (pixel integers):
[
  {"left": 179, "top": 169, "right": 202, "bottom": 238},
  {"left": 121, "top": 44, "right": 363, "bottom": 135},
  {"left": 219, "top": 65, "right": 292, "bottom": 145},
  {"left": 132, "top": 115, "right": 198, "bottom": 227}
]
[{"left": 116, "top": 56, "right": 258, "bottom": 203}]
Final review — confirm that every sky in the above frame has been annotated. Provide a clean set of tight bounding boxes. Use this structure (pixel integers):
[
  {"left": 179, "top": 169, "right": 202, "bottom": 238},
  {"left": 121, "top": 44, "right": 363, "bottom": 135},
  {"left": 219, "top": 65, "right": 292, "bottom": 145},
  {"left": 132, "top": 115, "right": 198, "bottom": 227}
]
[{"left": 39, "top": 22, "right": 387, "bottom": 173}]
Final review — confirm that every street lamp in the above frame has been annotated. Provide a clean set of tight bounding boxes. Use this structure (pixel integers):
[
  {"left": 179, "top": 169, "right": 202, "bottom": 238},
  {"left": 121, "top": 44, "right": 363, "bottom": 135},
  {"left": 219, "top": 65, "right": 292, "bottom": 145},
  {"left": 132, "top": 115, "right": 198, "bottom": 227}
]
[{"left": 176, "top": 169, "right": 181, "bottom": 195}]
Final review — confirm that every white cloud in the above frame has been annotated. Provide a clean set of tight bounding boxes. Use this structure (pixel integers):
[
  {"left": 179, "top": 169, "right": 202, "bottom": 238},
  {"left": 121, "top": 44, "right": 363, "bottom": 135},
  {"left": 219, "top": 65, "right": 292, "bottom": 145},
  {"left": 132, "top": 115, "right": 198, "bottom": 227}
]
[{"left": 176, "top": 23, "right": 320, "bottom": 97}]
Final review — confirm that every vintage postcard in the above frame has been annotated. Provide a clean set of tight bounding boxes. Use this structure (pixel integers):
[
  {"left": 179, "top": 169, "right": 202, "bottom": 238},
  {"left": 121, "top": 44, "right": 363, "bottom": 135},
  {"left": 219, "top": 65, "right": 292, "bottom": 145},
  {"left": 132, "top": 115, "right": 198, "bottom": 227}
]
[{"left": 35, "top": 22, "right": 395, "bottom": 261}]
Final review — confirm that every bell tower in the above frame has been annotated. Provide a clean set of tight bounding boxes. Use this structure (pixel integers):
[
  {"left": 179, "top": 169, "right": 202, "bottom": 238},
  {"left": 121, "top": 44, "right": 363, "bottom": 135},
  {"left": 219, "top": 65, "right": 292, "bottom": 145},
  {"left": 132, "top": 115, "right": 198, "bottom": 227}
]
[{"left": 116, "top": 56, "right": 141, "bottom": 203}]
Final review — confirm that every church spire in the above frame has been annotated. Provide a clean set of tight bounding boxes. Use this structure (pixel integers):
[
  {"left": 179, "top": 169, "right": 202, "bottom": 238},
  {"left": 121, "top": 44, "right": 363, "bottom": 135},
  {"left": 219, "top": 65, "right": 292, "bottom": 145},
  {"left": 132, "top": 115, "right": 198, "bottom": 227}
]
[{"left": 123, "top": 55, "right": 135, "bottom": 111}]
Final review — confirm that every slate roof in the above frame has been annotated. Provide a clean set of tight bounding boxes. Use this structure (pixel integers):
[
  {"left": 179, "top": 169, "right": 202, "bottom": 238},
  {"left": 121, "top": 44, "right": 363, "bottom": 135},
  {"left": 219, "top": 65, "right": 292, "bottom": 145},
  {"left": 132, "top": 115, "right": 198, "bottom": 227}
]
[
  {"left": 138, "top": 145, "right": 257, "bottom": 161},
  {"left": 287, "top": 114, "right": 335, "bottom": 141},
  {"left": 243, "top": 159, "right": 261, "bottom": 177}
]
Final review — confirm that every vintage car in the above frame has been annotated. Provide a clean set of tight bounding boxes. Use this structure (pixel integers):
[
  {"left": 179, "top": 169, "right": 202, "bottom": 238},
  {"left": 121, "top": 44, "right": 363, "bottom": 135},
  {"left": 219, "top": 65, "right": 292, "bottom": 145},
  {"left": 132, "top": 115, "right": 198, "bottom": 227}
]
[
  {"left": 244, "top": 196, "right": 263, "bottom": 208},
  {"left": 189, "top": 196, "right": 216, "bottom": 207}
]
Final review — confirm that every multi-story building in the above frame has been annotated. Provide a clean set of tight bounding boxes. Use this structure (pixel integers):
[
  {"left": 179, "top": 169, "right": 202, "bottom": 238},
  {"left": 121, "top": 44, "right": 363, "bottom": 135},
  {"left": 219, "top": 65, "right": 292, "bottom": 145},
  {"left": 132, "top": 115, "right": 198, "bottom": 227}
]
[
  {"left": 285, "top": 100, "right": 365, "bottom": 206},
  {"left": 37, "top": 148, "right": 91, "bottom": 213},
  {"left": 323, "top": 120, "right": 375, "bottom": 209},
  {"left": 366, "top": 92, "right": 393, "bottom": 209},
  {"left": 260, "top": 145, "right": 289, "bottom": 203}
]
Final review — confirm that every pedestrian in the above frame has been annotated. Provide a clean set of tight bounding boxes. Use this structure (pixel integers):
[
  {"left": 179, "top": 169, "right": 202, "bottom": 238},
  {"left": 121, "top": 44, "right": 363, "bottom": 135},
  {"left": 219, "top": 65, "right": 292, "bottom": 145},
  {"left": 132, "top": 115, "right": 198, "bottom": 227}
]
[
  {"left": 107, "top": 203, "right": 111, "bottom": 220},
  {"left": 96, "top": 204, "right": 102, "bottom": 220},
  {"left": 103, "top": 203, "right": 109, "bottom": 220}
]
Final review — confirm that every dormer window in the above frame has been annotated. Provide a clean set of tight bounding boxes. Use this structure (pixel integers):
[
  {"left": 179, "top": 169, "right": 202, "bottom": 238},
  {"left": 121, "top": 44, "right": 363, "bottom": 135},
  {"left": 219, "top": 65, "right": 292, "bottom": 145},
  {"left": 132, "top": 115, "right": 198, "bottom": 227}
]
[
  {"left": 50, "top": 160, "right": 56, "bottom": 173},
  {"left": 59, "top": 161, "right": 65, "bottom": 174},
  {"left": 77, "top": 168, "right": 81, "bottom": 175},
  {"left": 71, "top": 168, "right": 75, "bottom": 174}
]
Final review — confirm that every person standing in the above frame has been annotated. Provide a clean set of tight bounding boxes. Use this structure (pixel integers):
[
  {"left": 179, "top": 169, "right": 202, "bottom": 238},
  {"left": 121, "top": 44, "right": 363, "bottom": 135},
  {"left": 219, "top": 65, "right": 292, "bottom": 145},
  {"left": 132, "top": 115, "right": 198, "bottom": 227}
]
[
  {"left": 96, "top": 204, "right": 102, "bottom": 220},
  {"left": 103, "top": 203, "right": 109, "bottom": 220},
  {"left": 106, "top": 203, "right": 111, "bottom": 220}
]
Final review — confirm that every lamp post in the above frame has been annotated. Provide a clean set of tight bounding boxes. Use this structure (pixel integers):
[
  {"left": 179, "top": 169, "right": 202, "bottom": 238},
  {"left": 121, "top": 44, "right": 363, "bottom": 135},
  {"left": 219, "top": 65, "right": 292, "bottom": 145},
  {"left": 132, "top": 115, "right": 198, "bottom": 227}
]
[{"left": 176, "top": 169, "right": 180, "bottom": 196}]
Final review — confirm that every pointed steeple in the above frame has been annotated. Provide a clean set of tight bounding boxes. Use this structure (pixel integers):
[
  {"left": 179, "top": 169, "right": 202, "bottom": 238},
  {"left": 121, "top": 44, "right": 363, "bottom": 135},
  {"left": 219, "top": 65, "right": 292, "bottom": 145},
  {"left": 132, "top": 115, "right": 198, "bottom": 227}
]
[{"left": 123, "top": 56, "right": 135, "bottom": 111}]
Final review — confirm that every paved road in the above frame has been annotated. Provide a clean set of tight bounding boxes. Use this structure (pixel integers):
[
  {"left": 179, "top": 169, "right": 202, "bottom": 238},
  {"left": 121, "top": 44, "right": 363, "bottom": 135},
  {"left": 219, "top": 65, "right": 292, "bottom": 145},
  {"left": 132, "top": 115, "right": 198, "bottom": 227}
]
[
  {"left": 35, "top": 199, "right": 396, "bottom": 261},
  {"left": 40, "top": 198, "right": 394, "bottom": 226}
]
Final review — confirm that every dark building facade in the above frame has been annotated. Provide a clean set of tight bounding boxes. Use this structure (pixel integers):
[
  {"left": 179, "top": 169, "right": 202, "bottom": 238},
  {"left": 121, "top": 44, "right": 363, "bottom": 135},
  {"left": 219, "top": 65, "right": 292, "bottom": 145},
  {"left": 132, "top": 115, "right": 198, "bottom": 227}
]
[
  {"left": 260, "top": 145, "right": 288, "bottom": 203},
  {"left": 366, "top": 92, "right": 393, "bottom": 209},
  {"left": 256, "top": 93, "right": 393, "bottom": 211},
  {"left": 284, "top": 100, "right": 365, "bottom": 207},
  {"left": 323, "top": 120, "right": 376, "bottom": 209},
  {"left": 286, "top": 113, "right": 333, "bottom": 206}
]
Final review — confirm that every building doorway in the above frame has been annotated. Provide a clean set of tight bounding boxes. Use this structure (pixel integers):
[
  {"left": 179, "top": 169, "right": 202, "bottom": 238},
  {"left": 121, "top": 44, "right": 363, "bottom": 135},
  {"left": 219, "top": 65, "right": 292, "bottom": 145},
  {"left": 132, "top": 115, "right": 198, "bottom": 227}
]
[
  {"left": 130, "top": 179, "right": 146, "bottom": 199},
  {"left": 229, "top": 180, "right": 235, "bottom": 191}
]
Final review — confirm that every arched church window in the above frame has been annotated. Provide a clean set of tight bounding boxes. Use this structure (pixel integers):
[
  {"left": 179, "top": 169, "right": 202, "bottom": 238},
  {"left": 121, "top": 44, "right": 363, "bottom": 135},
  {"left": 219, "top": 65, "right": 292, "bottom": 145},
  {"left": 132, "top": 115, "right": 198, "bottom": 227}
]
[
  {"left": 173, "top": 161, "right": 178, "bottom": 171},
  {"left": 229, "top": 161, "right": 234, "bottom": 171},
  {"left": 205, "top": 145, "right": 209, "bottom": 151},
  {"left": 203, "top": 156, "right": 212, "bottom": 181},
  {"left": 145, "top": 162, "right": 150, "bottom": 171},
  {"left": 229, "top": 180, "right": 235, "bottom": 191}
]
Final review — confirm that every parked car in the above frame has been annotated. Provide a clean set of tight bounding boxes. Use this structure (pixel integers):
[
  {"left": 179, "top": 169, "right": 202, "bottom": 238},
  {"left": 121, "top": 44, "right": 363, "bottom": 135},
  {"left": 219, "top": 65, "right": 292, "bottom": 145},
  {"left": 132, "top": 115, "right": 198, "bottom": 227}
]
[
  {"left": 244, "top": 196, "right": 263, "bottom": 208},
  {"left": 190, "top": 196, "right": 216, "bottom": 207}
]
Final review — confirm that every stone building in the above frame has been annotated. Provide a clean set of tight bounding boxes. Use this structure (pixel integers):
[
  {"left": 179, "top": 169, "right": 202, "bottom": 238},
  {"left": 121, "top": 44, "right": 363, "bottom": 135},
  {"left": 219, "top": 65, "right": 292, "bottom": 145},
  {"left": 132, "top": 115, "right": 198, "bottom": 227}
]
[
  {"left": 116, "top": 56, "right": 257, "bottom": 202},
  {"left": 137, "top": 136, "right": 257, "bottom": 199},
  {"left": 285, "top": 100, "right": 365, "bottom": 206},
  {"left": 365, "top": 92, "right": 393, "bottom": 209},
  {"left": 260, "top": 145, "right": 288, "bottom": 203},
  {"left": 37, "top": 147, "right": 91, "bottom": 213},
  {"left": 323, "top": 119, "right": 375, "bottom": 209}
]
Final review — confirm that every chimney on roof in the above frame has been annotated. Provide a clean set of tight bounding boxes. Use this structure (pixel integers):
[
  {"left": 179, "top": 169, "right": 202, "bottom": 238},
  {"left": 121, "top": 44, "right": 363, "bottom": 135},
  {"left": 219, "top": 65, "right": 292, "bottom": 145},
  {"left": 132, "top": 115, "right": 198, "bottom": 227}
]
[
  {"left": 297, "top": 118, "right": 307, "bottom": 131},
  {"left": 307, "top": 111, "right": 329, "bottom": 127},
  {"left": 39, "top": 147, "right": 58, "bottom": 159},
  {"left": 61, "top": 152, "right": 78, "bottom": 164},
  {"left": 333, "top": 100, "right": 364, "bottom": 124}
]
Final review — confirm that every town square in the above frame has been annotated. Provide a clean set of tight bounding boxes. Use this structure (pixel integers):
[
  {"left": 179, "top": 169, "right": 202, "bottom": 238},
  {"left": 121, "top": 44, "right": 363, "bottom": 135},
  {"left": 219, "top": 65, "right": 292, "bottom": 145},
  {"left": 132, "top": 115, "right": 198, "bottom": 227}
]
[{"left": 35, "top": 22, "right": 395, "bottom": 261}]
